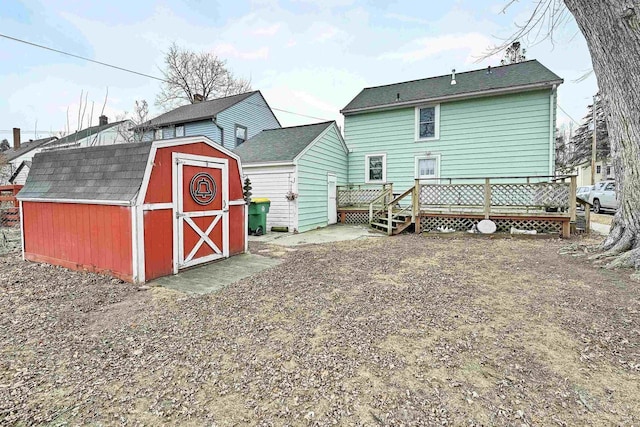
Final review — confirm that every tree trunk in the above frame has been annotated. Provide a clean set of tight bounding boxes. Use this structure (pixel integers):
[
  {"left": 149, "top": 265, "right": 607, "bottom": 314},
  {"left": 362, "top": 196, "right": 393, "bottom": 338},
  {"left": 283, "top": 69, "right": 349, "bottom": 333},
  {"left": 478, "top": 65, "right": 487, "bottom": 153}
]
[{"left": 564, "top": 0, "right": 640, "bottom": 270}]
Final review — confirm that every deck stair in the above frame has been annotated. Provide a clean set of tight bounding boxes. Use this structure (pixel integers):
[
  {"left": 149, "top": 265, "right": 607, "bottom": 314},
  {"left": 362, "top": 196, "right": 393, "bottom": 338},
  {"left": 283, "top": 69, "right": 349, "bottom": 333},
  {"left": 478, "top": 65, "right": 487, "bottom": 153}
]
[{"left": 370, "top": 211, "right": 413, "bottom": 235}]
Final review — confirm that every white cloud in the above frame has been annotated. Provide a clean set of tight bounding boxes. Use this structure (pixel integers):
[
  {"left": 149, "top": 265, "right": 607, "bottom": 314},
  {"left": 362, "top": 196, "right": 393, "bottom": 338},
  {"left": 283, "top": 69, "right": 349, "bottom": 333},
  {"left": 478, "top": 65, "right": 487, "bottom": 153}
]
[
  {"left": 252, "top": 23, "right": 281, "bottom": 36},
  {"left": 379, "top": 33, "right": 496, "bottom": 64},
  {"left": 384, "top": 13, "right": 430, "bottom": 25},
  {"left": 214, "top": 43, "right": 270, "bottom": 60}
]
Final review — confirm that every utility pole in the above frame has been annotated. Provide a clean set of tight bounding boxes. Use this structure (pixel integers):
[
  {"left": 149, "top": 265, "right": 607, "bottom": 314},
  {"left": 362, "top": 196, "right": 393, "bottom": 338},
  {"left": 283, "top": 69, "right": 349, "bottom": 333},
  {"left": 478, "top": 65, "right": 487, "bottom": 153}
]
[{"left": 590, "top": 95, "right": 597, "bottom": 185}]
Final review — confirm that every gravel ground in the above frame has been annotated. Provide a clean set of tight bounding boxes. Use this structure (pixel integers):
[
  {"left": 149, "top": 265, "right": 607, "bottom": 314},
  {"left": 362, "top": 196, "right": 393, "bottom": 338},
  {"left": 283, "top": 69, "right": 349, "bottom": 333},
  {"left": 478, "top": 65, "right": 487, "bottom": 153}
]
[{"left": 1, "top": 235, "right": 639, "bottom": 425}]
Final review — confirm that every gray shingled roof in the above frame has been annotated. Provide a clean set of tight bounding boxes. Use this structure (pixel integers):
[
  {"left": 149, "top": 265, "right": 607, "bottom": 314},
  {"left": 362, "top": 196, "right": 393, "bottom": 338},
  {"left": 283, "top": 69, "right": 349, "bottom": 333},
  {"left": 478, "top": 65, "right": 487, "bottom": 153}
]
[
  {"left": 233, "top": 121, "right": 334, "bottom": 164},
  {"left": 133, "top": 91, "right": 258, "bottom": 129},
  {"left": 18, "top": 142, "right": 152, "bottom": 203},
  {"left": 3, "top": 137, "right": 57, "bottom": 161},
  {"left": 341, "top": 60, "right": 563, "bottom": 113},
  {"left": 46, "top": 121, "right": 126, "bottom": 148}
]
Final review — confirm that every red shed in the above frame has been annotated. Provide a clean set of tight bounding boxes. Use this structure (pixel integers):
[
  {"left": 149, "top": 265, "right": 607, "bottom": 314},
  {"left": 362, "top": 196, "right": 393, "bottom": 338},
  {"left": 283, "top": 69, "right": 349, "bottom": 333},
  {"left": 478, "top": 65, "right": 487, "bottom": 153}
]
[{"left": 17, "top": 137, "right": 247, "bottom": 283}]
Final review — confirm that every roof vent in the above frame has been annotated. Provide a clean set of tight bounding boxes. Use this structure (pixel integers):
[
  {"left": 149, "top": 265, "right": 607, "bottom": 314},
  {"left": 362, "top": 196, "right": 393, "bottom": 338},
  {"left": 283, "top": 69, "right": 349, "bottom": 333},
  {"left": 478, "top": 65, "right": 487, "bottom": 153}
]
[
  {"left": 487, "top": 65, "right": 492, "bottom": 74},
  {"left": 396, "top": 92, "right": 401, "bottom": 102},
  {"left": 450, "top": 69, "right": 457, "bottom": 85}
]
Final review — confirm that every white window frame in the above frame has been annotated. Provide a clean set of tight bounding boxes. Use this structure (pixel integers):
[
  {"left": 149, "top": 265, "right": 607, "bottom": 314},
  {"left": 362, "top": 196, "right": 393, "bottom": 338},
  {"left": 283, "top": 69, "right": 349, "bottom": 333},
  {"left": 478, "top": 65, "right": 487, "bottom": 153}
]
[
  {"left": 414, "top": 154, "right": 441, "bottom": 182},
  {"left": 176, "top": 125, "right": 185, "bottom": 137},
  {"left": 414, "top": 104, "right": 440, "bottom": 141},
  {"left": 235, "top": 124, "right": 248, "bottom": 147},
  {"left": 154, "top": 128, "right": 162, "bottom": 140},
  {"left": 365, "top": 153, "right": 387, "bottom": 184}
]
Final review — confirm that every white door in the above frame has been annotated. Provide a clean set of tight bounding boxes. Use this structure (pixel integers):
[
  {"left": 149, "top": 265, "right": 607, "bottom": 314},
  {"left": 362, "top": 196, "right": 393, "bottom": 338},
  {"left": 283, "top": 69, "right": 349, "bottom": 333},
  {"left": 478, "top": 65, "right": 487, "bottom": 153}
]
[
  {"left": 173, "top": 155, "right": 229, "bottom": 271},
  {"left": 417, "top": 157, "right": 438, "bottom": 181},
  {"left": 327, "top": 174, "right": 337, "bottom": 225}
]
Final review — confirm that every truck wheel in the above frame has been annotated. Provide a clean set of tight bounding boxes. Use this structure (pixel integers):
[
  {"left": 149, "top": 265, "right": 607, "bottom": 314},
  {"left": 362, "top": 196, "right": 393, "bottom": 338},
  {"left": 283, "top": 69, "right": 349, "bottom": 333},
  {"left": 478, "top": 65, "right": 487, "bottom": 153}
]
[{"left": 593, "top": 199, "right": 601, "bottom": 214}]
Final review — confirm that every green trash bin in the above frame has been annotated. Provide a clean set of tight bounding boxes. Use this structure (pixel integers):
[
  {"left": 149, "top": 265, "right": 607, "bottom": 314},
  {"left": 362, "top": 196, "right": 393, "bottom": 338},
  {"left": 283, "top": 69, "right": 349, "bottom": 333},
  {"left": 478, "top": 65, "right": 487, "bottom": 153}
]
[{"left": 248, "top": 198, "right": 270, "bottom": 236}]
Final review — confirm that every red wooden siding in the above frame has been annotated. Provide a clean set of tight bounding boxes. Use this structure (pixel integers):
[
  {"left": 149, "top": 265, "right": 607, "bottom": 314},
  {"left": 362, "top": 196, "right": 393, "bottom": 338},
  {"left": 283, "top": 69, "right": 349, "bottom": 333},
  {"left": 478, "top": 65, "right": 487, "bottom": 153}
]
[
  {"left": 22, "top": 202, "right": 133, "bottom": 281},
  {"left": 228, "top": 204, "right": 245, "bottom": 255},
  {"left": 142, "top": 141, "right": 246, "bottom": 276},
  {"left": 144, "top": 142, "right": 244, "bottom": 204},
  {"left": 143, "top": 209, "right": 173, "bottom": 281}
]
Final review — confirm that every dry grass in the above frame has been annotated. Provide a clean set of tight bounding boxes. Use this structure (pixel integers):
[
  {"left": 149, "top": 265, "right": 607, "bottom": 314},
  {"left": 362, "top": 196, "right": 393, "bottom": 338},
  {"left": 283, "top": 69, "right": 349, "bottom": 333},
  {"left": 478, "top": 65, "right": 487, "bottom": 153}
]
[{"left": 1, "top": 234, "right": 639, "bottom": 425}]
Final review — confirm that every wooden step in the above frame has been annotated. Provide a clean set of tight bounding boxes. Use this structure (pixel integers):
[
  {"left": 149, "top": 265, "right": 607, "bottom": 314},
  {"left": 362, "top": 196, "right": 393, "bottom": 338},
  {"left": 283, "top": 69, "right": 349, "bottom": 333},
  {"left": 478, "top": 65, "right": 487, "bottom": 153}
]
[
  {"left": 377, "top": 217, "right": 408, "bottom": 224},
  {"left": 370, "top": 222, "right": 396, "bottom": 230}
]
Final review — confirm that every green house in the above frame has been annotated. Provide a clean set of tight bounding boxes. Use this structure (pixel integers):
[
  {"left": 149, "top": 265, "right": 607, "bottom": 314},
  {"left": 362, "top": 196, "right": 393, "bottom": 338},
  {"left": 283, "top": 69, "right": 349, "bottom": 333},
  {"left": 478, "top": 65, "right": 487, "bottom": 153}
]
[
  {"left": 341, "top": 60, "right": 564, "bottom": 191},
  {"left": 233, "top": 121, "right": 348, "bottom": 233}
]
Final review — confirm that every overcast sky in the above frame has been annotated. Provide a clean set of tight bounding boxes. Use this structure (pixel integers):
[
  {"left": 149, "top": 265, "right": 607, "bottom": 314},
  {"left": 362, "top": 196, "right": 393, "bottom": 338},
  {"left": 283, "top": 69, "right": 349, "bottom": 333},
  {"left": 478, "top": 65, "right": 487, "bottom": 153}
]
[{"left": 1, "top": 0, "right": 597, "bottom": 140}]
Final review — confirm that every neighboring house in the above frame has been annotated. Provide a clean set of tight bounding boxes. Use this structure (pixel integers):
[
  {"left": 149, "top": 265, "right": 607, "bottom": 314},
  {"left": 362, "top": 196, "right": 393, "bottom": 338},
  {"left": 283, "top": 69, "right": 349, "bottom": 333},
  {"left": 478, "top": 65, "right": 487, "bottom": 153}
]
[
  {"left": 134, "top": 91, "right": 281, "bottom": 151},
  {"left": 233, "top": 121, "right": 348, "bottom": 233},
  {"left": 42, "top": 116, "right": 132, "bottom": 152},
  {"left": 340, "top": 60, "right": 563, "bottom": 190},
  {"left": 1, "top": 136, "right": 58, "bottom": 185},
  {"left": 573, "top": 160, "right": 615, "bottom": 187}
]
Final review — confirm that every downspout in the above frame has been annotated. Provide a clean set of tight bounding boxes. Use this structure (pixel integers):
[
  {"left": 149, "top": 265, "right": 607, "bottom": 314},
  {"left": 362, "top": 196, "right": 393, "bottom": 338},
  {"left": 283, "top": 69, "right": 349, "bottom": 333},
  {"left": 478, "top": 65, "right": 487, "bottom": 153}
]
[
  {"left": 549, "top": 84, "right": 557, "bottom": 177},
  {"left": 212, "top": 116, "right": 224, "bottom": 146}
]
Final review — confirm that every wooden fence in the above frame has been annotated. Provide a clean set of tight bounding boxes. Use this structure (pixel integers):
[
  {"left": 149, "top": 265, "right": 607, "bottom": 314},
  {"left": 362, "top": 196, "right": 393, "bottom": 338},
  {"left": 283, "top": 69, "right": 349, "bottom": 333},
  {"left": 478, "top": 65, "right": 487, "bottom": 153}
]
[{"left": 0, "top": 185, "right": 23, "bottom": 227}]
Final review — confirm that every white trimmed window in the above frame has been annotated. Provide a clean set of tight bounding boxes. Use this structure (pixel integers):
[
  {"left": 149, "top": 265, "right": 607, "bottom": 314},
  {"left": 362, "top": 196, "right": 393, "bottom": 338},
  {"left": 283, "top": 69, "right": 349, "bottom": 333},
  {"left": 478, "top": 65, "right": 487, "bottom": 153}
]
[
  {"left": 365, "top": 153, "right": 386, "bottom": 183},
  {"left": 415, "top": 104, "right": 440, "bottom": 141},
  {"left": 415, "top": 155, "right": 440, "bottom": 181},
  {"left": 176, "top": 125, "right": 185, "bottom": 137},
  {"left": 235, "top": 125, "right": 247, "bottom": 147}
]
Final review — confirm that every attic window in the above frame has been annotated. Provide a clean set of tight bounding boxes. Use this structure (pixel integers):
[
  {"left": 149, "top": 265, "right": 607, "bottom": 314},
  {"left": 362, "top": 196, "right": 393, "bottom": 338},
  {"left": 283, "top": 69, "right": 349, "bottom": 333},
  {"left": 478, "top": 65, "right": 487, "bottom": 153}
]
[
  {"left": 235, "top": 125, "right": 247, "bottom": 147},
  {"left": 415, "top": 105, "right": 440, "bottom": 141}
]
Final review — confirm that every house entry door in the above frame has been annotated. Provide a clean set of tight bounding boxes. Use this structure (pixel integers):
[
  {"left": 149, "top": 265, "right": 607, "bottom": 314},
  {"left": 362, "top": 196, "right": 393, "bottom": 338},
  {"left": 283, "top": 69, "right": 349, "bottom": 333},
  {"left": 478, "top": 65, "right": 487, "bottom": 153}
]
[
  {"left": 327, "top": 174, "right": 337, "bottom": 224},
  {"left": 174, "top": 155, "right": 229, "bottom": 270}
]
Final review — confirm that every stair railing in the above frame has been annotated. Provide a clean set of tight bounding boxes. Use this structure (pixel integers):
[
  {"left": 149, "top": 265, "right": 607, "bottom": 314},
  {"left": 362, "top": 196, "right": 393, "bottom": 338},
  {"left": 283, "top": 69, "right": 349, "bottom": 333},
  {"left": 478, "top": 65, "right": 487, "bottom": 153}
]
[
  {"left": 368, "top": 185, "right": 393, "bottom": 224},
  {"left": 386, "top": 186, "right": 414, "bottom": 235}
]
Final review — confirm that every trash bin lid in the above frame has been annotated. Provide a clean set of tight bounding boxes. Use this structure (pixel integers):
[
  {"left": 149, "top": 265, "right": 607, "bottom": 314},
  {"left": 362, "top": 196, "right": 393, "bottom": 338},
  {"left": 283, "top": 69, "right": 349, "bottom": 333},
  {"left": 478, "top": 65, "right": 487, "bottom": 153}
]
[{"left": 251, "top": 198, "right": 271, "bottom": 203}]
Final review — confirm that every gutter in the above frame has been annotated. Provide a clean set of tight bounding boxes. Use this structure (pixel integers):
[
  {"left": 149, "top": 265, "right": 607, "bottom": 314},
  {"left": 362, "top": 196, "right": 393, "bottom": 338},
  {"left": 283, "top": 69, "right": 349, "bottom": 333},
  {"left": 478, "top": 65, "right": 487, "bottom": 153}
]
[
  {"left": 340, "top": 80, "right": 564, "bottom": 115},
  {"left": 549, "top": 84, "right": 557, "bottom": 176},
  {"left": 212, "top": 115, "right": 224, "bottom": 145}
]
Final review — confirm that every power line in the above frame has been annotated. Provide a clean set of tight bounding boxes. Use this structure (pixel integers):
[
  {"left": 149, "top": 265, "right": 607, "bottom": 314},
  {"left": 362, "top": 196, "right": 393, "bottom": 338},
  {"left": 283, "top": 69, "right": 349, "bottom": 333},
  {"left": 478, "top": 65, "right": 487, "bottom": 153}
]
[
  {"left": 557, "top": 103, "right": 580, "bottom": 125},
  {"left": 0, "top": 33, "right": 168, "bottom": 82},
  {"left": 0, "top": 33, "right": 335, "bottom": 123}
]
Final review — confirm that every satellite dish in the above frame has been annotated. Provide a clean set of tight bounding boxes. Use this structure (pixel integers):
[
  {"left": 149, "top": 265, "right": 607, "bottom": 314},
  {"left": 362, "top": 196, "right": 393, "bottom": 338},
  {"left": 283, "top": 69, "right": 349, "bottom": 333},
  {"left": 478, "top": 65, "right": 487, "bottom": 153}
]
[{"left": 477, "top": 219, "right": 497, "bottom": 234}]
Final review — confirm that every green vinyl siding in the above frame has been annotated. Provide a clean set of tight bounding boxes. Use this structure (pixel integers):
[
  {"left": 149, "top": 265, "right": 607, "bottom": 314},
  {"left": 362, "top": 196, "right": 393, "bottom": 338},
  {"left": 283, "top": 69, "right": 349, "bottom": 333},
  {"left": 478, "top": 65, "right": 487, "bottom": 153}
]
[
  {"left": 345, "top": 89, "right": 554, "bottom": 190},
  {"left": 296, "top": 126, "right": 348, "bottom": 232}
]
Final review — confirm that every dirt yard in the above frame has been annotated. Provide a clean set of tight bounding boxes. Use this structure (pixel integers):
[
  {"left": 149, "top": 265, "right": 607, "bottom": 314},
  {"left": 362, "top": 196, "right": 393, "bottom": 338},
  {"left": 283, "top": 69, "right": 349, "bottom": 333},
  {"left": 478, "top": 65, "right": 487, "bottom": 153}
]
[{"left": 1, "top": 235, "right": 639, "bottom": 425}]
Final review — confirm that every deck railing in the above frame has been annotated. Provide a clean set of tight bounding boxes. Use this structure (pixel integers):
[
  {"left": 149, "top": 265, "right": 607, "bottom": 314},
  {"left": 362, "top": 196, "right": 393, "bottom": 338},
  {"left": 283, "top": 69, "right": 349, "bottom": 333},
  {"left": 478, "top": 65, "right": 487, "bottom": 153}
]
[
  {"left": 337, "top": 183, "right": 391, "bottom": 208},
  {"left": 416, "top": 175, "right": 576, "bottom": 219}
]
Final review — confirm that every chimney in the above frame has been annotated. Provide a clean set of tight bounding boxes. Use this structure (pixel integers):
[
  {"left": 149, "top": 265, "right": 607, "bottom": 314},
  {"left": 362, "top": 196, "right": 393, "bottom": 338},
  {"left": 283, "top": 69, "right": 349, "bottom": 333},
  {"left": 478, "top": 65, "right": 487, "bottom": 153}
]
[
  {"left": 450, "top": 69, "right": 457, "bottom": 85},
  {"left": 12, "top": 128, "right": 20, "bottom": 150},
  {"left": 99, "top": 115, "right": 108, "bottom": 126},
  {"left": 193, "top": 94, "right": 204, "bottom": 103}
]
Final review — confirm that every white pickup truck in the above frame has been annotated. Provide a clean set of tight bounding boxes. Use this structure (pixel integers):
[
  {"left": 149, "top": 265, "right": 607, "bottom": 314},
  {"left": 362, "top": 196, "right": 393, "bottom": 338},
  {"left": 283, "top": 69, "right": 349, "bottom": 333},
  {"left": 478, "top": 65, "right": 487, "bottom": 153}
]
[{"left": 589, "top": 180, "right": 618, "bottom": 213}]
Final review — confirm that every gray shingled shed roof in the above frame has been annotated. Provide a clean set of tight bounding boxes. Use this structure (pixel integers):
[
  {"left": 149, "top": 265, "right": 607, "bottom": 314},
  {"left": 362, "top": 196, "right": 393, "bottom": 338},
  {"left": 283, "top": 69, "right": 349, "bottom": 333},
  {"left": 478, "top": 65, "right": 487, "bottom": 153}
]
[
  {"left": 233, "top": 121, "right": 334, "bottom": 164},
  {"left": 3, "top": 137, "right": 58, "bottom": 161},
  {"left": 341, "top": 60, "right": 563, "bottom": 114},
  {"left": 133, "top": 91, "right": 258, "bottom": 129},
  {"left": 18, "top": 142, "right": 152, "bottom": 203}
]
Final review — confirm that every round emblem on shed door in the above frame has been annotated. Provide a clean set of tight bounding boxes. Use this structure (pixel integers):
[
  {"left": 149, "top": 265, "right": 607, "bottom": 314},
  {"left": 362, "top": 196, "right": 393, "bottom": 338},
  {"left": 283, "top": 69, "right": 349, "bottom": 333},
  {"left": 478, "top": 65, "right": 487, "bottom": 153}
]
[{"left": 189, "top": 172, "right": 217, "bottom": 205}]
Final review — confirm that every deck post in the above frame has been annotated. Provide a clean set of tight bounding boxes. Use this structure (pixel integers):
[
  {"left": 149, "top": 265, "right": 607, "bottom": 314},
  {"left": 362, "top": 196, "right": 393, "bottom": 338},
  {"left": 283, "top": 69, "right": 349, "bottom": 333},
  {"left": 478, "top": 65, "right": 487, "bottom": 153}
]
[
  {"left": 413, "top": 179, "right": 420, "bottom": 234},
  {"left": 483, "top": 178, "right": 491, "bottom": 219},
  {"left": 387, "top": 202, "right": 393, "bottom": 235},
  {"left": 569, "top": 175, "right": 577, "bottom": 223}
]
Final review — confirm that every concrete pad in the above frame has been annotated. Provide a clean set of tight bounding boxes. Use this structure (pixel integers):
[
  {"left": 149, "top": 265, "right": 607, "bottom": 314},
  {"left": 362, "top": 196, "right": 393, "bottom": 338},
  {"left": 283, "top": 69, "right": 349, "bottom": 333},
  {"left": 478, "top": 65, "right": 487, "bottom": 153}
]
[
  {"left": 591, "top": 222, "right": 611, "bottom": 235},
  {"left": 151, "top": 253, "right": 282, "bottom": 294},
  {"left": 249, "top": 224, "right": 385, "bottom": 247}
]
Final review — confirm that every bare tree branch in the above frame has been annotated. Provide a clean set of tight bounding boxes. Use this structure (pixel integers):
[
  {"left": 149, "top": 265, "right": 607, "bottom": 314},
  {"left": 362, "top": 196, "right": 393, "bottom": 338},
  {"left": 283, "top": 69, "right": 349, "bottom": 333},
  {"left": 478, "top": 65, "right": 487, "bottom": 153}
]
[{"left": 155, "top": 42, "right": 252, "bottom": 111}]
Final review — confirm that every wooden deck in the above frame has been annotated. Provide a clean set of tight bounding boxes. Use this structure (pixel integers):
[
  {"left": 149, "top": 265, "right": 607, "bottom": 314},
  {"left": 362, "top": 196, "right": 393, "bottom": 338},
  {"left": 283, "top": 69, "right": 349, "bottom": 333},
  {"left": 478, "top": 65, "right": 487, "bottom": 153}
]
[{"left": 337, "top": 176, "right": 582, "bottom": 237}]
